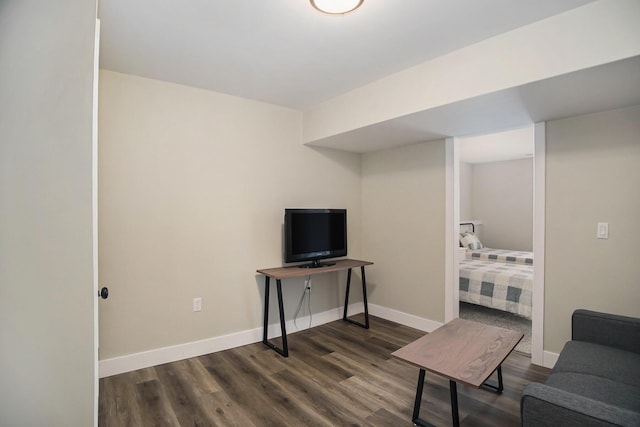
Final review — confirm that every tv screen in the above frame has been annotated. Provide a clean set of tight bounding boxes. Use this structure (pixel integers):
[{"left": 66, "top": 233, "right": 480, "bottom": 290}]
[{"left": 284, "top": 208, "right": 347, "bottom": 268}]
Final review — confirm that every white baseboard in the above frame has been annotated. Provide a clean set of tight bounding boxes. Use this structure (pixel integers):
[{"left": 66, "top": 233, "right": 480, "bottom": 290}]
[
  {"left": 100, "top": 302, "right": 549, "bottom": 378},
  {"left": 542, "top": 350, "right": 559, "bottom": 369},
  {"left": 99, "top": 327, "right": 261, "bottom": 378},
  {"left": 368, "top": 303, "right": 443, "bottom": 332},
  {"left": 99, "top": 303, "right": 364, "bottom": 378}
]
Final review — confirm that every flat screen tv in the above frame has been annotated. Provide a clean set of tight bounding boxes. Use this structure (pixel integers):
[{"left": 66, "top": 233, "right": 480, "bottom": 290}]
[{"left": 284, "top": 208, "right": 347, "bottom": 268}]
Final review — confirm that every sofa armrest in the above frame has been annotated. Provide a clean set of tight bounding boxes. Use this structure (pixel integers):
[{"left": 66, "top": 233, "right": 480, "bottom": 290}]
[
  {"left": 572, "top": 309, "right": 640, "bottom": 354},
  {"left": 521, "top": 383, "right": 640, "bottom": 427}
]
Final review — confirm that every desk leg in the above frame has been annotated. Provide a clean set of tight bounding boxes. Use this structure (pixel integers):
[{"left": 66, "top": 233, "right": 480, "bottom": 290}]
[
  {"left": 343, "top": 266, "right": 370, "bottom": 329},
  {"left": 342, "top": 269, "right": 352, "bottom": 321},
  {"left": 262, "top": 276, "right": 270, "bottom": 344},
  {"left": 411, "top": 370, "right": 460, "bottom": 427},
  {"left": 262, "top": 277, "right": 289, "bottom": 357},
  {"left": 361, "top": 266, "right": 369, "bottom": 328}
]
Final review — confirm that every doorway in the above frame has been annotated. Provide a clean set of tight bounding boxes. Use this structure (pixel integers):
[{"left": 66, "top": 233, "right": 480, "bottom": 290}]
[{"left": 445, "top": 122, "right": 546, "bottom": 366}]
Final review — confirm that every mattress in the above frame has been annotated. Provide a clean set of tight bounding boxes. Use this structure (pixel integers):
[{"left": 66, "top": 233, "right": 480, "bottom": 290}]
[
  {"left": 466, "top": 248, "right": 533, "bottom": 265},
  {"left": 459, "top": 258, "right": 533, "bottom": 319}
]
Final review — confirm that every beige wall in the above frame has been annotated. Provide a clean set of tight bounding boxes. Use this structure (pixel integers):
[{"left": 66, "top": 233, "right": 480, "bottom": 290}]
[
  {"left": 0, "top": 1, "right": 97, "bottom": 425},
  {"left": 97, "top": 77, "right": 640, "bottom": 365},
  {"left": 471, "top": 158, "right": 533, "bottom": 251},
  {"left": 98, "top": 71, "right": 362, "bottom": 359},
  {"left": 459, "top": 161, "right": 473, "bottom": 221},
  {"left": 360, "top": 105, "right": 640, "bottom": 355},
  {"left": 545, "top": 104, "right": 640, "bottom": 353},
  {"left": 362, "top": 141, "right": 446, "bottom": 322}
]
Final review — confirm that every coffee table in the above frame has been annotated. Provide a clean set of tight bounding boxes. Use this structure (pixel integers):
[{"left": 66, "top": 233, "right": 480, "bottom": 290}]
[{"left": 391, "top": 318, "right": 523, "bottom": 427}]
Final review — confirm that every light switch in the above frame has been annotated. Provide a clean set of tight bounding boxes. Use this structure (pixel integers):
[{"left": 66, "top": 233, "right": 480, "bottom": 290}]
[{"left": 597, "top": 222, "right": 609, "bottom": 239}]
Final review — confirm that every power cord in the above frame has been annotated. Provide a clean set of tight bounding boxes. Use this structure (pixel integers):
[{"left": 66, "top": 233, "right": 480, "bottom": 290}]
[{"left": 293, "top": 276, "right": 312, "bottom": 330}]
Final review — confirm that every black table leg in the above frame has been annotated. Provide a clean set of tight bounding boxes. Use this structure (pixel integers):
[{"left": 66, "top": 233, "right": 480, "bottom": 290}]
[
  {"left": 343, "top": 266, "right": 370, "bottom": 329},
  {"left": 450, "top": 380, "right": 460, "bottom": 427},
  {"left": 411, "top": 370, "right": 460, "bottom": 427},
  {"left": 481, "top": 365, "right": 504, "bottom": 393},
  {"left": 412, "top": 369, "right": 428, "bottom": 426},
  {"left": 262, "top": 276, "right": 269, "bottom": 344},
  {"left": 361, "top": 266, "right": 369, "bottom": 328},
  {"left": 262, "top": 277, "right": 289, "bottom": 357}
]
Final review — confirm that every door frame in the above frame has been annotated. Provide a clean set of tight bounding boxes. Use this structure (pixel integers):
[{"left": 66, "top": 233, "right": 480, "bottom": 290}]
[
  {"left": 444, "top": 122, "right": 545, "bottom": 366},
  {"left": 92, "top": 17, "right": 100, "bottom": 426}
]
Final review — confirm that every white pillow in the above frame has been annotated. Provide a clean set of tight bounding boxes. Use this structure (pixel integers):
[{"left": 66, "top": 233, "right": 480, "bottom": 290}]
[{"left": 460, "top": 231, "right": 483, "bottom": 250}]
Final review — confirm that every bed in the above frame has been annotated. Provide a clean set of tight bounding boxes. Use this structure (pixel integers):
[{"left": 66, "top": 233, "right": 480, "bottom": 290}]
[
  {"left": 459, "top": 258, "right": 533, "bottom": 319},
  {"left": 466, "top": 248, "right": 533, "bottom": 265},
  {"left": 459, "top": 223, "right": 533, "bottom": 319},
  {"left": 459, "top": 222, "right": 533, "bottom": 264}
]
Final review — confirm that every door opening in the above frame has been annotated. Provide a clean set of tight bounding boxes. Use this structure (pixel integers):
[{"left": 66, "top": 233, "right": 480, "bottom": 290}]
[{"left": 445, "top": 123, "right": 545, "bottom": 365}]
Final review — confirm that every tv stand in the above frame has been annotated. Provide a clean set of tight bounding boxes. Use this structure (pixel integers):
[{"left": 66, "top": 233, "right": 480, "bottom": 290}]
[
  {"left": 257, "top": 259, "right": 373, "bottom": 357},
  {"left": 298, "top": 260, "right": 335, "bottom": 269}
]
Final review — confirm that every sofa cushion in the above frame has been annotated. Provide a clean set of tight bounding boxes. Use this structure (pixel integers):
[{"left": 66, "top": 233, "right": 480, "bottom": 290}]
[
  {"left": 546, "top": 372, "right": 640, "bottom": 412},
  {"left": 573, "top": 309, "right": 640, "bottom": 354},
  {"left": 554, "top": 341, "right": 640, "bottom": 388}
]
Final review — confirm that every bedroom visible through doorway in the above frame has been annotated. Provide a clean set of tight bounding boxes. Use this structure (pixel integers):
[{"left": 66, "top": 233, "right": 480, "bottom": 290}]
[{"left": 457, "top": 126, "right": 534, "bottom": 356}]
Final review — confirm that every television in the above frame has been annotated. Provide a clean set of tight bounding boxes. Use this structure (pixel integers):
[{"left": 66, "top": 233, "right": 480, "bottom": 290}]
[{"left": 284, "top": 208, "right": 347, "bottom": 268}]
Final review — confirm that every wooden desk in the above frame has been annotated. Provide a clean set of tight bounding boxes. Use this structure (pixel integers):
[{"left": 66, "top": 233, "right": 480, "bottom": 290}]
[
  {"left": 257, "top": 259, "right": 373, "bottom": 357},
  {"left": 392, "top": 318, "right": 523, "bottom": 426}
]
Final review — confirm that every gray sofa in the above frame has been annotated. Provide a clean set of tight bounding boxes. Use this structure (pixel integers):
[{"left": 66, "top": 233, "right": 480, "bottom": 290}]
[{"left": 521, "top": 309, "right": 640, "bottom": 426}]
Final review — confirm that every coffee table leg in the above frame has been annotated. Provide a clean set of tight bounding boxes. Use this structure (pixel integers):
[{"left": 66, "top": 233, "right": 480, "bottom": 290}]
[
  {"left": 411, "top": 369, "right": 432, "bottom": 427},
  {"left": 449, "top": 380, "right": 460, "bottom": 427},
  {"left": 481, "top": 365, "right": 504, "bottom": 393},
  {"left": 412, "top": 369, "right": 459, "bottom": 427}
]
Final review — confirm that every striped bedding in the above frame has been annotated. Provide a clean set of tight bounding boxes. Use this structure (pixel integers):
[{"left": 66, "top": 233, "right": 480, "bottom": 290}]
[
  {"left": 459, "top": 258, "right": 533, "bottom": 319},
  {"left": 466, "top": 248, "right": 533, "bottom": 265}
]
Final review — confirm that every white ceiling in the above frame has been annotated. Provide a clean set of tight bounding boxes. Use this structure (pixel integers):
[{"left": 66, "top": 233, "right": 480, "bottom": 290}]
[
  {"left": 98, "top": 0, "right": 597, "bottom": 110},
  {"left": 98, "top": 0, "right": 640, "bottom": 153},
  {"left": 459, "top": 126, "right": 534, "bottom": 164}
]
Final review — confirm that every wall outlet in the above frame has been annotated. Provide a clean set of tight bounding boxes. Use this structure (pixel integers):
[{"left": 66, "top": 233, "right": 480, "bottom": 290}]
[{"left": 193, "top": 297, "right": 202, "bottom": 312}]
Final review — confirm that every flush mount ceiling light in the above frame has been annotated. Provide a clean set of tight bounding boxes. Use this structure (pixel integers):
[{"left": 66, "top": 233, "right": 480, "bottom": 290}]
[{"left": 310, "top": 0, "right": 364, "bottom": 15}]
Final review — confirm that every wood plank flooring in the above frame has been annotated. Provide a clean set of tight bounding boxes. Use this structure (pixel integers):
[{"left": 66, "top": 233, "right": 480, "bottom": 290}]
[{"left": 99, "top": 315, "right": 550, "bottom": 426}]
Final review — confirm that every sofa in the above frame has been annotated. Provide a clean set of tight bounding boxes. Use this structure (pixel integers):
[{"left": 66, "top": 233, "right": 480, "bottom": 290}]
[{"left": 521, "top": 309, "right": 640, "bottom": 426}]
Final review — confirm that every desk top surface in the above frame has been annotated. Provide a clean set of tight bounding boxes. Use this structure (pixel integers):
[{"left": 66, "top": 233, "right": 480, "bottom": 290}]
[
  {"left": 391, "top": 318, "right": 523, "bottom": 388},
  {"left": 257, "top": 259, "right": 373, "bottom": 280}
]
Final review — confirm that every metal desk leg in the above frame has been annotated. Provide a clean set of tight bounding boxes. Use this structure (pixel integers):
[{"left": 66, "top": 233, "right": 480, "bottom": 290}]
[
  {"left": 262, "top": 276, "right": 270, "bottom": 344},
  {"left": 343, "top": 266, "right": 370, "bottom": 329},
  {"left": 262, "top": 277, "right": 289, "bottom": 357}
]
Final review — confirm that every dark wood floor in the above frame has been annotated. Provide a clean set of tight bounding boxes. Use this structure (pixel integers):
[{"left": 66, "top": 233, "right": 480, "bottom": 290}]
[{"left": 99, "top": 315, "right": 550, "bottom": 426}]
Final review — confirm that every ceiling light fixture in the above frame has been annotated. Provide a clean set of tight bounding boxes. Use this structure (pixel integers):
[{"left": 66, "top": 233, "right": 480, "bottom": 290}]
[{"left": 310, "top": 0, "right": 364, "bottom": 15}]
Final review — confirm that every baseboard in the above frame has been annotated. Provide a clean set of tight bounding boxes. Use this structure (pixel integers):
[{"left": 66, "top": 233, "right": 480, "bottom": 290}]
[
  {"left": 368, "top": 303, "right": 443, "bottom": 332},
  {"left": 100, "top": 302, "right": 557, "bottom": 378},
  {"left": 99, "top": 326, "right": 262, "bottom": 378},
  {"left": 99, "top": 303, "right": 364, "bottom": 378},
  {"left": 542, "top": 350, "right": 559, "bottom": 369}
]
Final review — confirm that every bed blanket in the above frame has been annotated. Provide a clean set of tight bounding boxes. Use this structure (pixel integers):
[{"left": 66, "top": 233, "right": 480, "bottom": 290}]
[
  {"left": 459, "top": 258, "right": 533, "bottom": 319},
  {"left": 467, "top": 248, "right": 533, "bottom": 265}
]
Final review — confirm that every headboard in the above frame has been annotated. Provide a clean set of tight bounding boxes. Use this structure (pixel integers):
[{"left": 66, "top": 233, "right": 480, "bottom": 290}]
[{"left": 460, "top": 222, "right": 475, "bottom": 233}]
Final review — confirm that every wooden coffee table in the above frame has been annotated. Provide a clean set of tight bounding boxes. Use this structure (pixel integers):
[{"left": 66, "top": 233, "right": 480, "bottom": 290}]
[{"left": 391, "top": 318, "right": 523, "bottom": 427}]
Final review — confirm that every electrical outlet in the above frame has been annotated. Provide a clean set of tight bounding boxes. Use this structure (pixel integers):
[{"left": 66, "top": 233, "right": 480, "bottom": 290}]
[{"left": 193, "top": 297, "right": 202, "bottom": 312}]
